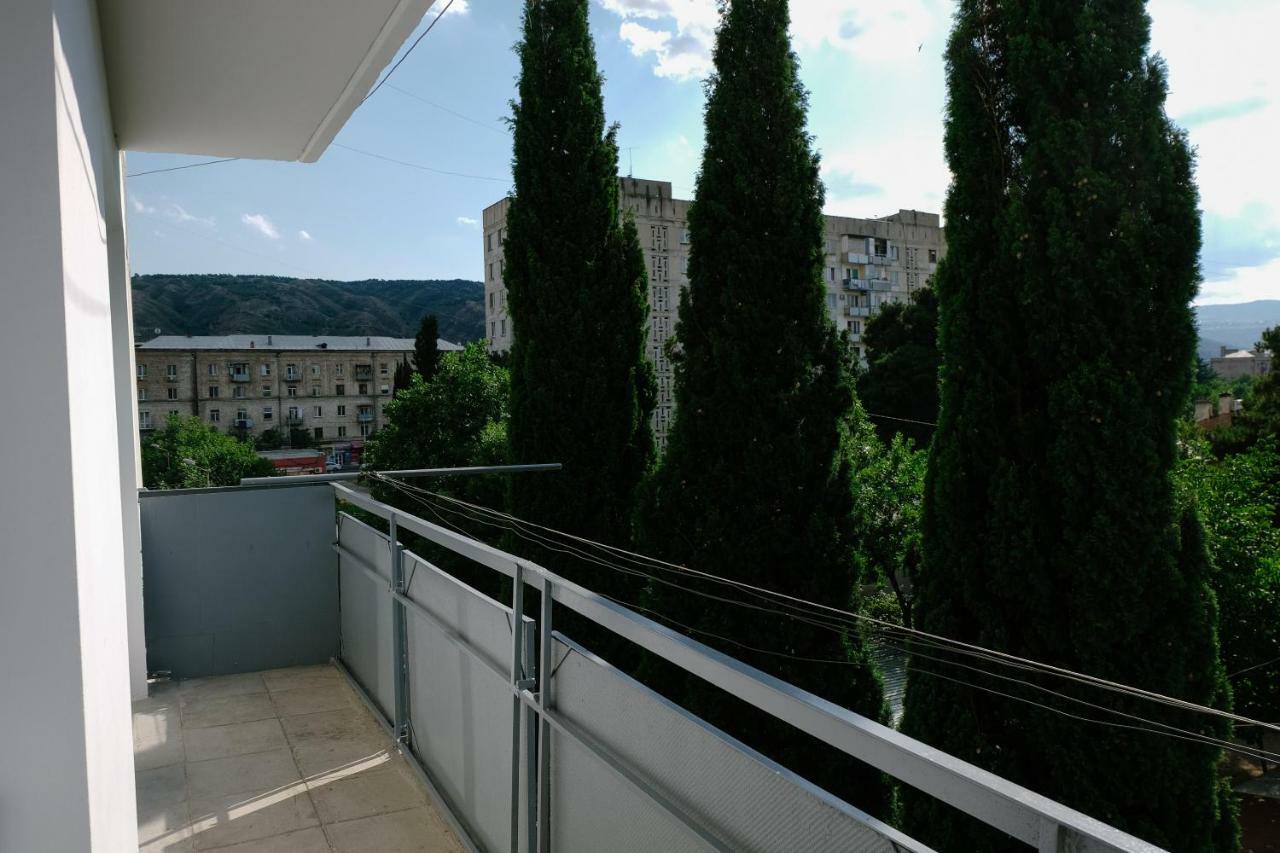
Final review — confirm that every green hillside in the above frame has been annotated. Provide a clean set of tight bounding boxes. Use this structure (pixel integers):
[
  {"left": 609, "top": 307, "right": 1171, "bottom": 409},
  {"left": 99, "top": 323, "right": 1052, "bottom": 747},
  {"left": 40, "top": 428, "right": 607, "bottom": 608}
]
[{"left": 132, "top": 274, "right": 485, "bottom": 344}]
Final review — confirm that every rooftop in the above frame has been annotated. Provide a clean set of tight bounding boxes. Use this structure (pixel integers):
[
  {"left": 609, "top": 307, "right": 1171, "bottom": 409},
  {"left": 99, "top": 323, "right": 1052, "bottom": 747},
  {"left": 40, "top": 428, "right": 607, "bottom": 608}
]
[{"left": 137, "top": 335, "right": 463, "bottom": 352}]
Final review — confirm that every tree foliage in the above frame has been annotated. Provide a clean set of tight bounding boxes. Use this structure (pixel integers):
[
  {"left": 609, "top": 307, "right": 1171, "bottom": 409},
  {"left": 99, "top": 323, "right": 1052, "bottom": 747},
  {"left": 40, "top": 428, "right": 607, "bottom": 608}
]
[
  {"left": 414, "top": 314, "right": 440, "bottom": 382},
  {"left": 639, "top": 0, "right": 890, "bottom": 816},
  {"left": 852, "top": 432, "right": 926, "bottom": 628},
  {"left": 857, "top": 287, "right": 939, "bottom": 447},
  {"left": 142, "top": 414, "right": 273, "bottom": 488},
  {"left": 1176, "top": 433, "right": 1280, "bottom": 721},
  {"left": 900, "top": 2, "right": 1237, "bottom": 849},
  {"left": 504, "top": 0, "right": 655, "bottom": 581}
]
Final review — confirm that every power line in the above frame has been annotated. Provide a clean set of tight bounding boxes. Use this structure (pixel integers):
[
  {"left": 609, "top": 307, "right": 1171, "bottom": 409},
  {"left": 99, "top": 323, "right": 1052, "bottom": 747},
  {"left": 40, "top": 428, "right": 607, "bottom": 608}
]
[
  {"left": 365, "top": 477, "right": 1280, "bottom": 765},
  {"left": 332, "top": 142, "right": 508, "bottom": 183},
  {"left": 375, "top": 477, "right": 1280, "bottom": 737},
  {"left": 385, "top": 84, "right": 510, "bottom": 136},
  {"left": 127, "top": 158, "right": 239, "bottom": 178},
  {"left": 362, "top": 0, "right": 457, "bottom": 104},
  {"left": 864, "top": 411, "right": 936, "bottom": 428}
]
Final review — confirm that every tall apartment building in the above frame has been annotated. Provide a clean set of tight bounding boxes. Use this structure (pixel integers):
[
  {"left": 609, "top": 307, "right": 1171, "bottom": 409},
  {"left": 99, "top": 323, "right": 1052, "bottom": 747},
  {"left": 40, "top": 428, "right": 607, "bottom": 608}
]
[
  {"left": 482, "top": 178, "right": 945, "bottom": 445},
  {"left": 135, "top": 335, "right": 461, "bottom": 464}
]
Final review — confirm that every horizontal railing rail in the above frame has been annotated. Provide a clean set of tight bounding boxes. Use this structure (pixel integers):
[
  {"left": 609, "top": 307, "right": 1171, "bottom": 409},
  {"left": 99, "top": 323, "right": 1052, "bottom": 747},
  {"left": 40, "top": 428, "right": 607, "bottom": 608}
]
[{"left": 331, "top": 482, "right": 1164, "bottom": 853}]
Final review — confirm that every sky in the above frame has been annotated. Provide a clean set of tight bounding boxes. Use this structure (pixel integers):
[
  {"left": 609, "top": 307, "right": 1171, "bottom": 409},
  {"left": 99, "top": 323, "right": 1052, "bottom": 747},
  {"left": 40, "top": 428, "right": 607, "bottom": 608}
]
[{"left": 124, "top": 0, "right": 1278, "bottom": 306}]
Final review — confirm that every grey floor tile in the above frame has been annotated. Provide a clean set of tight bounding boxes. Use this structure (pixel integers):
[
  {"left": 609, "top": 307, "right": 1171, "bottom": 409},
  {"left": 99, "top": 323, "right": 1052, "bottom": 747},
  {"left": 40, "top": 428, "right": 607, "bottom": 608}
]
[
  {"left": 196, "top": 826, "right": 332, "bottom": 853},
  {"left": 281, "top": 709, "right": 384, "bottom": 747},
  {"left": 187, "top": 748, "right": 302, "bottom": 800},
  {"left": 188, "top": 785, "right": 318, "bottom": 849},
  {"left": 292, "top": 739, "right": 392, "bottom": 780},
  {"left": 183, "top": 693, "right": 277, "bottom": 730},
  {"left": 135, "top": 703, "right": 186, "bottom": 771},
  {"left": 325, "top": 808, "right": 461, "bottom": 853},
  {"left": 262, "top": 665, "right": 340, "bottom": 694},
  {"left": 180, "top": 673, "right": 268, "bottom": 701},
  {"left": 185, "top": 718, "right": 288, "bottom": 763},
  {"left": 138, "top": 801, "right": 193, "bottom": 851},
  {"left": 138, "top": 763, "right": 188, "bottom": 810},
  {"left": 307, "top": 762, "right": 426, "bottom": 824},
  {"left": 270, "top": 683, "right": 357, "bottom": 718}
]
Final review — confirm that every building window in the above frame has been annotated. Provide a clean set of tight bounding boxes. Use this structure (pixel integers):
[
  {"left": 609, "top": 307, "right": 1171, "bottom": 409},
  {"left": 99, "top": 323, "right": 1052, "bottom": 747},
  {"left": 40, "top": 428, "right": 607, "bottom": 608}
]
[
  {"left": 263, "top": 406, "right": 273, "bottom": 421},
  {"left": 262, "top": 386, "right": 272, "bottom": 397},
  {"left": 487, "top": 232, "right": 493, "bottom": 252},
  {"left": 209, "top": 409, "right": 220, "bottom": 423},
  {"left": 207, "top": 363, "right": 218, "bottom": 376},
  {"left": 137, "top": 364, "right": 147, "bottom": 379},
  {"left": 261, "top": 364, "right": 271, "bottom": 377},
  {"left": 335, "top": 365, "right": 345, "bottom": 377},
  {"left": 208, "top": 386, "right": 219, "bottom": 398},
  {"left": 380, "top": 363, "right": 389, "bottom": 375},
  {"left": 380, "top": 385, "right": 390, "bottom": 395},
  {"left": 234, "top": 386, "right": 245, "bottom": 399},
  {"left": 337, "top": 405, "right": 346, "bottom": 416},
  {"left": 313, "top": 405, "right": 322, "bottom": 417},
  {"left": 358, "top": 383, "right": 369, "bottom": 395},
  {"left": 167, "top": 387, "right": 178, "bottom": 400},
  {"left": 311, "top": 365, "right": 320, "bottom": 376},
  {"left": 338, "top": 426, "right": 347, "bottom": 437},
  {"left": 928, "top": 248, "right": 938, "bottom": 264},
  {"left": 287, "top": 386, "right": 297, "bottom": 397},
  {"left": 360, "top": 423, "right": 372, "bottom": 437},
  {"left": 140, "top": 411, "right": 152, "bottom": 429},
  {"left": 138, "top": 388, "right": 148, "bottom": 401},
  {"left": 236, "top": 408, "right": 248, "bottom": 424},
  {"left": 500, "top": 319, "right": 506, "bottom": 336},
  {"left": 314, "top": 427, "right": 324, "bottom": 440},
  {"left": 488, "top": 262, "right": 494, "bottom": 281},
  {"left": 489, "top": 292, "right": 495, "bottom": 309},
  {"left": 336, "top": 384, "right": 345, "bottom": 396},
  {"left": 890, "top": 245, "right": 899, "bottom": 261},
  {"left": 490, "top": 321, "right": 496, "bottom": 340},
  {"left": 311, "top": 386, "right": 319, "bottom": 397}
]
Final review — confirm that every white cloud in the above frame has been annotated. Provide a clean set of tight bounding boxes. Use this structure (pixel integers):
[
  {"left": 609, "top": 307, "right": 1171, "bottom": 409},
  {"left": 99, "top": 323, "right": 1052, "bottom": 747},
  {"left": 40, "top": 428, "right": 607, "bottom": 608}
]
[
  {"left": 298, "top": 229, "right": 313, "bottom": 241},
  {"left": 600, "top": 0, "right": 717, "bottom": 80},
  {"left": 130, "top": 196, "right": 156, "bottom": 214},
  {"left": 241, "top": 213, "right": 280, "bottom": 240},
  {"left": 447, "top": 0, "right": 470, "bottom": 12},
  {"left": 456, "top": 216, "right": 479, "bottom": 228},
  {"left": 167, "top": 202, "right": 215, "bottom": 227}
]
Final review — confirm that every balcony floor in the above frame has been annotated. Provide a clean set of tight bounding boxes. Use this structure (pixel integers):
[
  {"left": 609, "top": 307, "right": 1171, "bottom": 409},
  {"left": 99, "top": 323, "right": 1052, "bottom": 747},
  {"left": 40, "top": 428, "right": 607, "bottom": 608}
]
[{"left": 133, "top": 663, "right": 462, "bottom": 853}]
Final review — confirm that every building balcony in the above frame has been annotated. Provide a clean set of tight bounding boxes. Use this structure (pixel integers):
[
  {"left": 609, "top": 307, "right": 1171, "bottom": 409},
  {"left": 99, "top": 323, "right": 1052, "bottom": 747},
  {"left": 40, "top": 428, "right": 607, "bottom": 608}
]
[
  {"left": 353, "top": 366, "right": 374, "bottom": 381},
  {"left": 230, "top": 371, "right": 252, "bottom": 383},
  {"left": 356, "top": 411, "right": 374, "bottom": 423},
  {"left": 842, "top": 278, "right": 869, "bottom": 291},
  {"left": 234, "top": 417, "right": 254, "bottom": 429},
  {"left": 124, "top": 479, "right": 1161, "bottom": 853},
  {"left": 286, "top": 414, "right": 304, "bottom": 426},
  {"left": 847, "top": 252, "right": 870, "bottom": 264},
  {"left": 870, "top": 254, "right": 891, "bottom": 266},
  {"left": 285, "top": 371, "right": 302, "bottom": 382},
  {"left": 847, "top": 305, "right": 871, "bottom": 318}
]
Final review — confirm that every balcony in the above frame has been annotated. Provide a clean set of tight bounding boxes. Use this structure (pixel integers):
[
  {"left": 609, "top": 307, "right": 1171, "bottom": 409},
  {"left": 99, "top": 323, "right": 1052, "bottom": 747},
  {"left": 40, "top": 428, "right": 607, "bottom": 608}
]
[
  {"left": 127, "top": 478, "right": 1161, "bottom": 853},
  {"left": 847, "top": 252, "right": 870, "bottom": 264},
  {"left": 842, "top": 278, "right": 869, "bottom": 291},
  {"left": 285, "top": 371, "right": 302, "bottom": 382},
  {"left": 870, "top": 254, "right": 890, "bottom": 266},
  {"left": 230, "top": 371, "right": 252, "bottom": 383},
  {"left": 847, "top": 305, "right": 871, "bottom": 318},
  {"left": 353, "top": 366, "right": 374, "bottom": 381},
  {"left": 357, "top": 411, "right": 375, "bottom": 423},
  {"left": 286, "top": 414, "right": 305, "bottom": 426},
  {"left": 234, "top": 417, "right": 254, "bottom": 429}
]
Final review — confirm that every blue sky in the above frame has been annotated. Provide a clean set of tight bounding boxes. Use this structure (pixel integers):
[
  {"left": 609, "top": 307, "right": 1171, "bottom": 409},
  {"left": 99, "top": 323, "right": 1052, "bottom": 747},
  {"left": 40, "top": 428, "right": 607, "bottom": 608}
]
[{"left": 125, "top": 0, "right": 1277, "bottom": 305}]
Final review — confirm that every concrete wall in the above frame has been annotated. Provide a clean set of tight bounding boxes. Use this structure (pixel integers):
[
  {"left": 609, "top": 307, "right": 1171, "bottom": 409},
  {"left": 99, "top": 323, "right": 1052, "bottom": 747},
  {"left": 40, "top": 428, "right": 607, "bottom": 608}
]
[
  {"left": 0, "top": 0, "right": 138, "bottom": 849},
  {"left": 140, "top": 484, "right": 340, "bottom": 678}
]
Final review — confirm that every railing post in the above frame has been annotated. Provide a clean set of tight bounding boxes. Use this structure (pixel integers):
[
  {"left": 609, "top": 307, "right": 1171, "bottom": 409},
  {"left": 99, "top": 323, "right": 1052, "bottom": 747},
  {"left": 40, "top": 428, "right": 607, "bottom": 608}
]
[
  {"left": 523, "top": 618, "right": 537, "bottom": 853},
  {"left": 1037, "top": 817, "right": 1061, "bottom": 852},
  {"left": 389, "top": 513, "right": 409, "bottom": 743},
  {"left": 536, "top": 576, "right": 554, "bottom": 853},
  {"left": 509, "top": 564, "right": 526, "bottom": 853}
]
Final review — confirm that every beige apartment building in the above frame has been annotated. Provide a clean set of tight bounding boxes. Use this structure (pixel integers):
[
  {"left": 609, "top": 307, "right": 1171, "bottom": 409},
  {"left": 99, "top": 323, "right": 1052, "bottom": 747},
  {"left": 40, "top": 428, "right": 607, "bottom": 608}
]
[
  {"left": 482, "top": 178, "right": 945, "bottom": 445},
  {"left": 135, "top": 335, "right": 461, "bottom": 463}
]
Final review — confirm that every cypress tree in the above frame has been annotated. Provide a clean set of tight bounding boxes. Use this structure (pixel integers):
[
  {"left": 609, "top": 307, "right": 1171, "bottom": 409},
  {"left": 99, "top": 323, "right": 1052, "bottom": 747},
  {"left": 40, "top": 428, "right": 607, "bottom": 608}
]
[
  {"left": 413, "top": 314, "right": 439, "bottom": 382},
  {"left": 639, "top": 0, "right": 890, "bottom": 816},
  {"left": 900, "top": 2, "right": 1238, "bottom": 849},
  {"left": 504, "top": 1, "right": 654, "bottom": 596}
]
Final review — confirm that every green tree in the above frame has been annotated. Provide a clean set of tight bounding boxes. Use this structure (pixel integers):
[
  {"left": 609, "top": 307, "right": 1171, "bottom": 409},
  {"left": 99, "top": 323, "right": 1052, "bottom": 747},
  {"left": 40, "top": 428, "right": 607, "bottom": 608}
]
[
  {"left": 1175, "top": 432, "right": 1280, "bottom": 721},
  {"left": 414, "top": 314, "right": 440, "bottom": 382},
  {"left": 852, "top": 433, "right": 927, "bottom": 628},
  {"left": 1236, "top": 326, "right": 1280, "bottom": 440},
  {"left": 287, "top": 428, "right": 316, "bottom": 450},
  {"left": 142, "top": 414, "right": 273, "bottom": 488},
  {"left": 393, "top": 357, "right": 414, "bottom": 396},
  {"left": 639, "top": 0, "right": 889, "bottom": 816},
  {"left": 255, "top": 428, "right": 284, "bottom": 450},
  {"left": 504, "top": 1, "right": 654, "bottom": 577},
  {"left": 364, "top": 342, "right": 510, "bottom": 508},
  {"left": 900, "top": 2, "right": 1237, "bottom": 849},
  {"left": 857, "top": 287, "right": 939, "bottom": 447}
]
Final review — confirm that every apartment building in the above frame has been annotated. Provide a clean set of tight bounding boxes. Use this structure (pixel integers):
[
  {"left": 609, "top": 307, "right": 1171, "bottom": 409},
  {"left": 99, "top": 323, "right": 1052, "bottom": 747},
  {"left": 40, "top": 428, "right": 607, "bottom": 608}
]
[
  {"left": 136, "top": 334, "right": 461, "bottom": 462},
  {"left": 482, "top": 178, "right": 946, "bottom": 445}
]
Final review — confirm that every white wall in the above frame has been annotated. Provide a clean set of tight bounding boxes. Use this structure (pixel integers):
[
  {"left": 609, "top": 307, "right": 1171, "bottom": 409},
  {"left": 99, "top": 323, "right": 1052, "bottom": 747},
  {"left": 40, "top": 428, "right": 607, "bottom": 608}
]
[{"left": 0, "top": 0, "right": 138, "bottom": 849}]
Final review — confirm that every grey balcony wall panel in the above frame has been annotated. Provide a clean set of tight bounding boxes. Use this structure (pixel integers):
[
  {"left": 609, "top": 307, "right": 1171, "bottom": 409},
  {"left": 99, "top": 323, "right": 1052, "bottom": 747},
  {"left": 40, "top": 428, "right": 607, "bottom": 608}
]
[
  {"left": 548, "top": 635, "right": 918, "bottom": 853},
  {"left": 402, "top": 550, "right": 526, "bottom": 853},
  {"left": 140, "top": 484, "right": 338, "bottom": 678},
  {"left": 337, "top": 513, "right": 396, "bottom": 719}
]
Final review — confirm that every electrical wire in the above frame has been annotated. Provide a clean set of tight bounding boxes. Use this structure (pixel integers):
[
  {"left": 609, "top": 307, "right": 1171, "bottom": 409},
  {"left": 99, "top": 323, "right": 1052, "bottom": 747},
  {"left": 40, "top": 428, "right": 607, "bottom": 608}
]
[
  {"left": 363, "top": 477, "right": 1280, "bottom": 765},
  {"left": 373, "top": 475, "right": 1280, "bottom": 738},
  {"left": 864, "top": 411, "right": 936, "bottom": 428},
  {"left": 127, "top": 158, "right": 239, "bottom": 178},
  {"left": 332, "top": 143, "right": 508, "bottom": 183},
  {"left": 362, "top": 0, "right": 457, "bottom": 104},
  {"left": 384, "top": 84, "right": 510, "bottom": 135}
]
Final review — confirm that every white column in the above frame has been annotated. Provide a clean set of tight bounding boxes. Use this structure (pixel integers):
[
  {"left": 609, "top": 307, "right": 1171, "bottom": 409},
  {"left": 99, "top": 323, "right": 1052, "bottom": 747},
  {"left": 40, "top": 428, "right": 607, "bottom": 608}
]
[{"left": 0, "top": 0, "right": 139, "bottom": 850}]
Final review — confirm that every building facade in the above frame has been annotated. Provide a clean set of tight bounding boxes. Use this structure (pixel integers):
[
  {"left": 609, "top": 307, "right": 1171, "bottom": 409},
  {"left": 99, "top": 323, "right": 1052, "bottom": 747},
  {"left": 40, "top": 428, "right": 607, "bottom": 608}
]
[
  {"left": 482, "top": 178, "right": 946, "bottom": 445},
  {"left": 136, "top": 335, "right": 460, "bottom": 462},
  {"left": 1210, "top": 346, "right": 1272, "bottom": 380}
]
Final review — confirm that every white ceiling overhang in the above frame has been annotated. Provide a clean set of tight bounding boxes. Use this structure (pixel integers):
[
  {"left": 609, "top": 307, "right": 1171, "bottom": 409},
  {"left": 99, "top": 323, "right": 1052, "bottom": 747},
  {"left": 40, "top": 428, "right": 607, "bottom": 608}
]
[{"left": 99, "top": 0, "right": 436, "bottom": 162}]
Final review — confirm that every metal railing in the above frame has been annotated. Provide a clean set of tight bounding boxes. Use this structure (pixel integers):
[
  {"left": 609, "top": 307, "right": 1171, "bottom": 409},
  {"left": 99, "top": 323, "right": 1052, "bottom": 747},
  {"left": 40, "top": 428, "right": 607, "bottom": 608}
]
[{"left": 330, "top": 482, "right": 1164, "bottom": 853}]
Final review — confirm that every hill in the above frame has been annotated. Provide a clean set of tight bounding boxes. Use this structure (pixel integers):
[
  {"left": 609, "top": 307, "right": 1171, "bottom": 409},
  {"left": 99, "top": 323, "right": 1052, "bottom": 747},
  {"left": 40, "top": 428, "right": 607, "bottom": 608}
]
[
  {"left": 132, "top": 274, "right": 485, "bottom": 344},
  {"left": 1195, "top": 299, "right": 1280, "bottom": 360}
]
